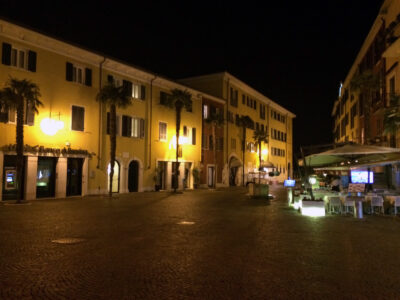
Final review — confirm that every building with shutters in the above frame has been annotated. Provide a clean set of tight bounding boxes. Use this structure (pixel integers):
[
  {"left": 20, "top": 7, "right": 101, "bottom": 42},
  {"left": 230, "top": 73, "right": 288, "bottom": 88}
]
[
  {"left": 332, "top": 0, "right": 400, "bottom": 148},
  {"left": 0, "top": 18, "right": 204, "bottom": 200},
  {"left": 180, "top": 72, "right": 295, "bottom": 186}
]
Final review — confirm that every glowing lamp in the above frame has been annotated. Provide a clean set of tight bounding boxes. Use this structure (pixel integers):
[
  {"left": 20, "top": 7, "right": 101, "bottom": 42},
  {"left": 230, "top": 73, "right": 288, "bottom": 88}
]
[
  {"left": 301, "top": 200, "right": 325, "bottom": 217},
  {"left": 308, "top": 177, "right": 317, "bottom": 185},
  {"left": 40, "top": 118, "right": 64, "bottom": 136},
  {"left": 262, "top": 149, "right": 268, "bottom": 155}
]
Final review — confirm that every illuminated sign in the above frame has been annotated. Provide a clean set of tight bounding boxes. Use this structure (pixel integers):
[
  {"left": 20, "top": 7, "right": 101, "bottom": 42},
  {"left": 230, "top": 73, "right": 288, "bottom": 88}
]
[{"left": 284, "top": 179, "right": 296, "bottom": 187}]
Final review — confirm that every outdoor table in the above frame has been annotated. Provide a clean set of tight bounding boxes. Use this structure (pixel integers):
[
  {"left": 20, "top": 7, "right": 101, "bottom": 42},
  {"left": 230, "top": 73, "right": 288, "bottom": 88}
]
[{"left": 345, "top": 196, "right": 365, "bottom": 218}]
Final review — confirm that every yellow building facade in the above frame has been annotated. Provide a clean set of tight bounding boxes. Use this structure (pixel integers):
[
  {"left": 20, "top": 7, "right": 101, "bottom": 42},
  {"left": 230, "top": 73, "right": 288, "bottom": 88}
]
[
  {"left": 181, "top": 72, "right": 295, "bottom": 185},
  {"left": 0, "top": 19, "right": 202, "bottom": 200},
  {"left": 0, "top": 19, "right": 294, "bottom": 201}
]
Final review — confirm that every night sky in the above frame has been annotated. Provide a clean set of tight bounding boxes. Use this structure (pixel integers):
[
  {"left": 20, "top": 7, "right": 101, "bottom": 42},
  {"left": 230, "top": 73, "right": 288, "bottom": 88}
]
[{"left": 1, "top": 1, "right": 383, "bottom": 152}]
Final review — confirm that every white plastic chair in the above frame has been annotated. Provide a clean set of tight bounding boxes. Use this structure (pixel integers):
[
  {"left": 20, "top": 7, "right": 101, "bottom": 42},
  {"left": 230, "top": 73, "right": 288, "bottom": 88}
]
[
  {"left": 343, "top": 197, "right": 355, "bottom": 214},
  {"left": 371, "top": 196, "right": 384, "bottom": 214},
  {"left": 328, "top": 196, "right": 342, "bottom": 214}
]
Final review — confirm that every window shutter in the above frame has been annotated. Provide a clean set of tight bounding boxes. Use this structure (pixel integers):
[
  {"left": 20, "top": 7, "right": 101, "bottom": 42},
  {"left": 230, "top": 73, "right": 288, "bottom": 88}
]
[
  {"left": 107, "top": 75, "right": 113, "bottom": 83},
  {"left": 27, "top": 51, "right": 37, "bottom": 72},
  {"left": 122, "top": 115, "right": 131, "bottom": 137},
  {"left": 85, "top": 68, "right": 92, "bottom": 86},
  {"left": 192, "top": 128, "right": 196, "bottom": 145},
  {"left": 0, "top": 104, "right": 8, "bottom": 123},
  {"left": 122, "top": 80, "right": 133, "bottom": 97},
  {"left": 71, "top": 106, "right": 84, "bottom": 131},
  {"left": 140, "top": 85, "right": 146, "bottom": 100},
  {"left": 140, "top": 119, "right": 145, "bottom": 138},
  {"left": 2, "top": 43, "right": 11, "bottom": 65},
  {"left": 66, "top": 62, "right": 73, "bottom": 81}
]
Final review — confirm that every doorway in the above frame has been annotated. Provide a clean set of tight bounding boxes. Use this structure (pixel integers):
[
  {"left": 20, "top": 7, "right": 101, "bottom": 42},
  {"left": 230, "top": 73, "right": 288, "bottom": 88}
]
[
  {"left": 156, "top": 161, "right": 167, "bottom": 190},
  {"left": 36, "top": 157, "right": 57, "bottom": 198},
  {"left": 2, "top": 155, "right": 24, "bottom": 201},
  {"left": 183, "top": 162, "right": 192, "bottom": 188},
  {"left": 128, "top": 160, "right": 139, "bottom": 192},
  {"left": 107, "top": 161, "right": 120, "bottom": 193},
  {"left": 67, "top": 158, "right": 83, "bottom": 196}
]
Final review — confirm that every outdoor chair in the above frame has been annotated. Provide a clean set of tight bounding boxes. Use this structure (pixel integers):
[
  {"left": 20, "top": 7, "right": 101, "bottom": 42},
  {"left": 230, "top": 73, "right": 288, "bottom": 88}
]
[
  {"left": 343, "top": 197, "right": 355, "bottom": 215},
  {"left": 370, "top": 196, "right": 384, "bottom": 215},
  {"left": 394, "top": 197, "right": 400, "bottom": 215},
  {"left": 328, "top": 196, "right": 342, "bottom": 214}
]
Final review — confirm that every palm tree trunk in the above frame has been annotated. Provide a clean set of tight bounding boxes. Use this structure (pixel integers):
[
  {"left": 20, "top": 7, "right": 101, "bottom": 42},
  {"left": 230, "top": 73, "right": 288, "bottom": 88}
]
[
  {"left": 109, "top": 104, "right": 116, "bottom": 197},
  {"left": 212, "top": 122, "right": 216, "bottom": 189},
  {"left": 16, "top": 97, "right": 24, "bottom": 203},
  {"left": 175, "top": 106, "right": 181, "bottom": 192}
]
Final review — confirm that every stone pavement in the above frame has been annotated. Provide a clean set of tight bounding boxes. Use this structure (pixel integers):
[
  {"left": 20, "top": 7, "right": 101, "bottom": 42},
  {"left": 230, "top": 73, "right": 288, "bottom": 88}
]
[{"left": 1, "top": 185, "right": 400, "bottom": 299}]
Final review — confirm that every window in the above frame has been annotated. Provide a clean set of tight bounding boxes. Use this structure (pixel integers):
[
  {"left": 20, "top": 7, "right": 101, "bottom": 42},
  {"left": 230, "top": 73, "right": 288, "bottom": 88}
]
[
  {"left": 242, "top": 95, "right": 245, "bottom": 104},
  {"left": 261, "top": 124, "right": 264, "bottom": 132},
  {"left": 71, "top": 106, "right": 84, "bottom": 131},
  {"left": 183, "top": 125, "right": 188, "bottom": 137},
  {"left": 203, "top": 105, "right": 208, "bottom": 119},
  {"left": 260, "top": 104, "right": 265, "bottom": 119},
  {"left": 390, "top": 76, "right": 395, "bottom": 95},
  {"left": 209, "top": 135, "right": 214, "bottom": 150},
  {"left": 66, "top": 62, "right": 92, "bottom": 86},
  {"left": 230, "top": 88, "right": 238, "bottom": 107},
  {"left": 192, "top": 128, "right": 196, "bottom": 145},
  {"left": 132, "top": 83, "right": 146, "bottom": 100},
  {"left": 231, "top": 138, "right": 236, "bottom": 150},
  {"left": 227, "top": 111, "right": 234, "bottom": 123},
  {"left": 122, "top": 115, "right": 132, "bottom": 137},
  {"left": 202, "top": 134, "right": 208, "bottom": 149},
  {"left": 2, "top": 43, "right": 36, "bottom": 72},
  {"left": 249, "top": 142, "right": 255, "bottom": 152},
  {"left": 217, "top": 137, "right": 223, "bottom": 151},
  {"left": 159, "top": 122, "right": 167, "bottom": 141},
  {"left": 132, "top": 117, "right": 145, "bottom": 138}
]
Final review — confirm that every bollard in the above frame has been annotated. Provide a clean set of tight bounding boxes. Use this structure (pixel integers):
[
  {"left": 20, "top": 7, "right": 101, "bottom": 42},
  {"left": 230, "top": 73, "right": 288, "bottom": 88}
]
[{"left": 354, "top": 201, "right": 363, "bottom": 219}]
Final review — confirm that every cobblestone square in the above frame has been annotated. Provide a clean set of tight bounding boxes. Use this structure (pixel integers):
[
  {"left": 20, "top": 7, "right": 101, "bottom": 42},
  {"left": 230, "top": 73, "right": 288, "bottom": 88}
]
[{"left": 1, "top": 185, "right": 400, "bottom": 299}]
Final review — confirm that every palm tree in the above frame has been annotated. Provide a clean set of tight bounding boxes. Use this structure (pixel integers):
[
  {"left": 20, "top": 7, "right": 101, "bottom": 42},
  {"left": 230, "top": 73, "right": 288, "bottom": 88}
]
[
  {"left": 205, "top": 110, "right": 224, "bottom": 188},
  {"left": 96, "top": 81, "right": 132, "bottom": 197},
  {"left": 253, "top": 129, "right": 269, "bottom": 183},
  {"left": 0, "top": 78, "right": 42, "bottom": 203},
  {"left": 350, "top": 70, "right": 380, "bottom": 144},
  {"left": 166, "top": 89, "right": 192, "bottom": 192},
  {"left": 383, "top": 94, "right": 400, "bottom": 147},
  {"left": 238, "top": 115, "right": 253, "bottom": 186}
]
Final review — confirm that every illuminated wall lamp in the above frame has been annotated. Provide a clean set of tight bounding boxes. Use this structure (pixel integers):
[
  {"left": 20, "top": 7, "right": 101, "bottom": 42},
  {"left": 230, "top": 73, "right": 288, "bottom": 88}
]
[{"left": 40, "top": 118, "right": 64, "bottom": 136}]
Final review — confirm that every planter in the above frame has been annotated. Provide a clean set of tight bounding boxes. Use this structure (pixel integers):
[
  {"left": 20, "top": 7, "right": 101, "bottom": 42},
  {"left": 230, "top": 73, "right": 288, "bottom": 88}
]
[
  {"left": 301, "top": 200, "right": 325, "bottom": 217},
  {"left": 248, "top": 183, "right": 269, "bottom": 197}
]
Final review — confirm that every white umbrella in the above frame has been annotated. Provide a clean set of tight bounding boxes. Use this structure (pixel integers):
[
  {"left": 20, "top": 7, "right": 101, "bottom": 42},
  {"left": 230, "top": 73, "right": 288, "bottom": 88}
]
[{"left": 303, "top": 144, "right": 400, "bottom": 168}]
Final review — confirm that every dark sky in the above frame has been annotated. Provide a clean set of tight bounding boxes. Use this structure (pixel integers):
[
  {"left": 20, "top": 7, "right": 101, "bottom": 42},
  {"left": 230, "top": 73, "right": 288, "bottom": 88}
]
[{"left": 0, "top": 0, "right": 383, "bottom": 151}]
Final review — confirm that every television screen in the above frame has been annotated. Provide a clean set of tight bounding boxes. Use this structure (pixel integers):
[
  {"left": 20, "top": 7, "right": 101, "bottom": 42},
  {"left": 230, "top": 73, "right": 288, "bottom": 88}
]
[
  {"left": 351, "top": 171, "right": 374, "bottom": 184},
  {"left": 284, "top": 179, "right": 296, "bottom": 187}
]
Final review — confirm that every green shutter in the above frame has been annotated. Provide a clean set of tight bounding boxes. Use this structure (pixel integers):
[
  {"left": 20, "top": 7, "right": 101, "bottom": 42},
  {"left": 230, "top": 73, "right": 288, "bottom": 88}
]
[
  {"left": 28, "top": 51, "right": 37, "bottom": 72},
  {"left": 85, "top": 68, "right": 92, "bottom": 86},
  {"left": 122, "top": 80, "right": 132, "bottom": 97},
  {"left": 140, "top": 85, "right": 146, "bottom": 100},
  {"left": 66, "top": 62, "right": 73, "bottom": 81},
  {"left": 2, "top": 43, "right": 11, "bottom": 65}
]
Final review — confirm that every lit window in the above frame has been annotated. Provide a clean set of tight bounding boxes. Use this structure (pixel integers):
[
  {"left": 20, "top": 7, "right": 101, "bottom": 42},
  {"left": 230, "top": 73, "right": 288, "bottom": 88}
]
[
  {"left": 11, "top": 47, "right": 27, "bottom": 69},
  {"left": 203, "top": 105, "right": 208, "bottom": 119}
]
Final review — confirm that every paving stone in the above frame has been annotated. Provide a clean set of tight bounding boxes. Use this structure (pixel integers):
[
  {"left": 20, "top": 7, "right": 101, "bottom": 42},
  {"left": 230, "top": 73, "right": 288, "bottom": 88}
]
[{"left": 0, "top": 186, "right": 400, "bottom": 299}]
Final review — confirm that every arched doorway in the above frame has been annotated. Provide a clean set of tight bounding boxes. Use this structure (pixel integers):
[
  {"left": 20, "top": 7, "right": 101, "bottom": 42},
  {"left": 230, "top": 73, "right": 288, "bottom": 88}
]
[
  {"left": 229, "top": 157, "right": 241, "bottom": 186},
  {"left": 128, "top": 160, "right": 139, "bottom": 192},
  {"left": 107, "top": 161, "right": 120, "bottom": 193}
]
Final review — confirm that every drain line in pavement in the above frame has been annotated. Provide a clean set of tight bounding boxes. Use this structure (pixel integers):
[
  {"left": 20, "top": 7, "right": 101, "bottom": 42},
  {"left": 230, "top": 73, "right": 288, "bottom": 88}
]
[
  {"left": 177, "top": 221, "right": 195, "bottom": 225},
  {"left": 51, "top": 238, "right": 86, "bottom": 244}
]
